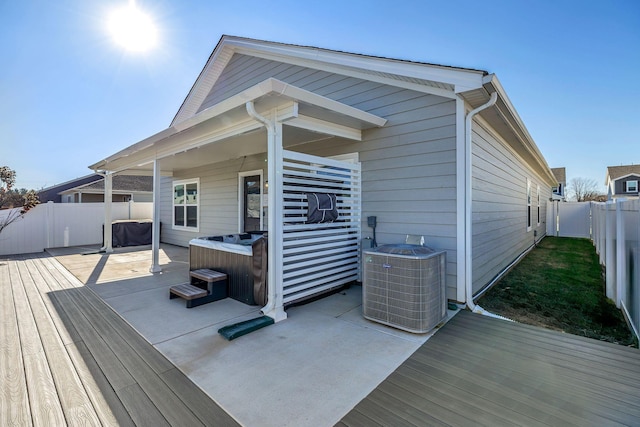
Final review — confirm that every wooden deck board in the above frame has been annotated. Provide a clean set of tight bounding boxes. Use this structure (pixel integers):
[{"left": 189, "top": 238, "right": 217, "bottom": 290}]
[
  {"left": 42, "top": 267, "right": 208, "bottom": 426},
  {"left": 339, "top": 310, "right": 640, "bottom": 427},
  {"left": 402, "top": 351, "right": 587, "bottom": 426},
  {"left": 23, "top": 257, "right": 82, "bottom": 346},
  {"left": 66, "top": 341, "right": 131, "bottom": 427},
  {"left": 450, "top": 313, "right": 640, "bottom": 376},
  {"left": 8, "top": 260, "right": 67, "bottom": 426},
  {"left": 160, "top": 368, "right": 241, "bottom": 426},
  {"left": 1, "top": 253, "right": 239, "bottom": 427},
  {"left": 0, "top": 261, "right": 32, "bottom": 427},
  {"left": 16, "top": 260, "right": 102, "bottom": 426},
  {"left": 439, "top": 317, "right": 640, "bottom": 408},
  {"left": 41, "top": 255, "right": 176, "bottom": 375},
  {"left": 116, "top": 383, "right": 171, "bottom": 427}
]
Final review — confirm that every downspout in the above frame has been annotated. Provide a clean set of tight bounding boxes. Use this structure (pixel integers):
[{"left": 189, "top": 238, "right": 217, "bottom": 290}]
[
  {"left": 464, "top": 92, "right": 497, "bottom": 311},
  {"left": 245, "top": 101, "right": 286, "bottom": 321}
]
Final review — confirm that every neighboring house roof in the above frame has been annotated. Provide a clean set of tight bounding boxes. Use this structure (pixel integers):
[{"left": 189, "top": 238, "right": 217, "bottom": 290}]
[
  {"left": 89, "top": 35, "right": 556, "bottom": 186},
  {"left": 605, "top": 165, "right": 640, "bottom": 184},
  {"left": 551, "top": 167, "right": 566, "bottom": 184},
  {"left": 38, "top": 174, "right": 102, "bottom": 203},
  {"left": 59, "top": 175, "right": 153, "bottom": 195}
]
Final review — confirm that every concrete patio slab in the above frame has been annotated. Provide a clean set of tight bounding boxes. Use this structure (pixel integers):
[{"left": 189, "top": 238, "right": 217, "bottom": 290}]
[
  {"left": 155, "top": 288, "right": 455, "bottom": 427},
  {"left": 106, "top": 285, "right": 261, "bottom": 344}
]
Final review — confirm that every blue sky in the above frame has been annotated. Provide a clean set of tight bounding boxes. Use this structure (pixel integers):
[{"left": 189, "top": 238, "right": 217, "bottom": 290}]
[{"left": 1, "top": 0, "right": 638, "bottom": 193}]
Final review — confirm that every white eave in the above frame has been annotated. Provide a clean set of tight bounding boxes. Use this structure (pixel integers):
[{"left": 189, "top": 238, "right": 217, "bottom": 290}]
[
  {"left": 89, "top": 78, "right": 386, "bottom": 173},
  {"left": 459, "top": 74, "right": 557, "bottom": 186}
]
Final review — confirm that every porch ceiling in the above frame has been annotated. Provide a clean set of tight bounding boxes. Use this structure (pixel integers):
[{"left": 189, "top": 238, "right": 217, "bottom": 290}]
[
  {"left": 89, "top": 78, "right": 386, "bottom": 175},
  {"left": 118, "top": 125, "right": 332, "bottom": 175}
]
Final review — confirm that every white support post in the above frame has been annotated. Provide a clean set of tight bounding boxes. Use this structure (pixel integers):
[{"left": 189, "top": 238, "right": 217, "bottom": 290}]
[
  {"left": 102, "top": 173, "right": 114, "bottom": 253},
  {"left": 245, "top": 102, "right": 287, "bottom": 322},
  {"left": 265, "top": 120, "right": 287, "bottom": 321},
  {"left": 150, "top": 159, "right": 162, "bottom": 273}
]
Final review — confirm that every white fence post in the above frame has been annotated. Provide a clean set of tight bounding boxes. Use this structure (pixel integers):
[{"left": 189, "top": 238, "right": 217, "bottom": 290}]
[
  {"left": 616, "top": 199, "right": 626, "bottom": 308},
  {"left": 46, "top": 201, "right": 54, "bottom": 249},
  {"left": 605, "top": 201, "right": 616, "bottom": 301}
]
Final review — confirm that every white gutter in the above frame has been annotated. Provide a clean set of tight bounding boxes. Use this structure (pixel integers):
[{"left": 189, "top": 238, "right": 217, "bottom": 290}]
[
  {"left": 245, "top": 101, "right": 286, "bottom": 321},
  {"left": 464, "top": 92, "right": 497, "bottom": 311}
]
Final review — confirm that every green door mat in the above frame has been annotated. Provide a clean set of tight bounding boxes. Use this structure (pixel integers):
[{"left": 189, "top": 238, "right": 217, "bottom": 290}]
[{"left": 218, "top": 316, "right": 275, "bottom": 340}]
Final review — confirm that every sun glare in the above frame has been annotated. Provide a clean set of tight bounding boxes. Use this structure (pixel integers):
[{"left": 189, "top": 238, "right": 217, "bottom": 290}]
[{"left": 108, "top": 2, "right": 157, "bottom": 52}]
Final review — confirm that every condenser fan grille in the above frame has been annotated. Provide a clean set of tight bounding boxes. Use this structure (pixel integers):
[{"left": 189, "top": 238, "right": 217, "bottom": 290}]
[{"left": 363, "top": 245, "right": 446, "bottom": 333}]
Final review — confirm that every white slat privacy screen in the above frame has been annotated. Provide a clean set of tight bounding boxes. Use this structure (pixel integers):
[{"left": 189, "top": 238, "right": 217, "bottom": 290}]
[{"left": 281, "top": 150, "right": 361, "bottom": 304}]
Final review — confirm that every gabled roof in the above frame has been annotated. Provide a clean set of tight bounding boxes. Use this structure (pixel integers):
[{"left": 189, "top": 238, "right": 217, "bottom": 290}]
[
  {"left": 605, "top": 165, "right": 640, "bottom": 184},
  {"left": 168, "top": 35, "right": 555, "bottom": 186},
  {"left": 551, "top": 167, "right": 566, "bottom": 183},
  {"left": 90, "top": 35, "right": 556, "bottom": 186},
  {"left": 59, "top": 175, "right": 153, "bottom": 195},
  {"left": 171, "top": 35, "right": 489, "bottom": 126}
]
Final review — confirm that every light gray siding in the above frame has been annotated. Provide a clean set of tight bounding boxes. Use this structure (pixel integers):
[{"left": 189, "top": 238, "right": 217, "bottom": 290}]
[
  {"left": 199, "top": 54, "right": 389, "bottom": 113},
  {"left": 471, "top": 117, "right": 551, "bottom": 294},
  {"left": 159, "top": 155, "right": 266, "bottom": 247},
  {"left": 161, "top": 52, "right": 557, "bottom": 301},
  {"left": 178, "top": 53, "right": 461, "bottom": 299},
  {"left": 294, "top": 95, "right": 458, "bottom": 299}
]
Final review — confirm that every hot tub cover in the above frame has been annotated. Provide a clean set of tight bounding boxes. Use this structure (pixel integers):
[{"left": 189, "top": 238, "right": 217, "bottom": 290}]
[{"left": 111, "top": 220, "right": 153, "bottom": 247}]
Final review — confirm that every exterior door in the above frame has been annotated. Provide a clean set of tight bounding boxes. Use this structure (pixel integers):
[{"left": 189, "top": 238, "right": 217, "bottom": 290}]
[{"left": 243, "top": 175, "right": 261, "bottom": 232}]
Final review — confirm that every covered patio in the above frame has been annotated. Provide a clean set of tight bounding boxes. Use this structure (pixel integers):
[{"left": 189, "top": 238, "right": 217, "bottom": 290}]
[{"left": 90, "top": 77, "right": 387, "bottom": 322}]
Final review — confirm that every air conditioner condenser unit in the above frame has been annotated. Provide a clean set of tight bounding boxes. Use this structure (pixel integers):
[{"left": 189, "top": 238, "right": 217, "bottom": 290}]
[{"left": 362, "top": 244, "right": 446, "bottom": 333}]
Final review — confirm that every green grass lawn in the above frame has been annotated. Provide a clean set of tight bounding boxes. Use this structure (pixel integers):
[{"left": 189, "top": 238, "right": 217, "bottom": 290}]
[{"left": 477, "top": 236, "right": 637, "bottom": 347}]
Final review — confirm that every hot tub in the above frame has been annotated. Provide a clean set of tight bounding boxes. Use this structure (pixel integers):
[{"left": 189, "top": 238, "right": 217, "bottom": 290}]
[{"left": 189, "top": 233, "right": 266, "bottom": 305}]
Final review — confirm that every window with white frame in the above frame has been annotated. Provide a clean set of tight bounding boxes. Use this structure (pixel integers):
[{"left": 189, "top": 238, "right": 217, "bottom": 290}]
[
  {"left": 173, "top": 179, "right": 199, "bottom": 230},
  {"left": 625, "top": 180, "right": 638, "bottom": 193},
  {"left": 537, "top": 184, "right": 541, "bottom": 226},
  {"left": 526, "top": 178, "right": 532, "bottom": 231}
]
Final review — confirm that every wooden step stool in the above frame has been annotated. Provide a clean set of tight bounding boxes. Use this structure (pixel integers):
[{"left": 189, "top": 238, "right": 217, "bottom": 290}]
[{"left": 169, "top": 269, "right": 228, "bottom": 308}]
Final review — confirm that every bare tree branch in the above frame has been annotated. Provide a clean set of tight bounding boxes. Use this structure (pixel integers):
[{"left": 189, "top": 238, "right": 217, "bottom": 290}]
[{"left": 568, "top": 177, "right": 603, "bottom": 202}]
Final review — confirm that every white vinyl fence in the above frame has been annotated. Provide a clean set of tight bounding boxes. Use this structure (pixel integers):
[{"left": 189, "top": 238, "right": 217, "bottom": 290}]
[
  {"left": 0, "top": 201, "right": 153, "bottom": 256},
  {"left": 546, "top": 201, "right": 591, "bottom": 238},
  {"left": 592, "top": 199, "right": 640, "bottom": 338}
]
